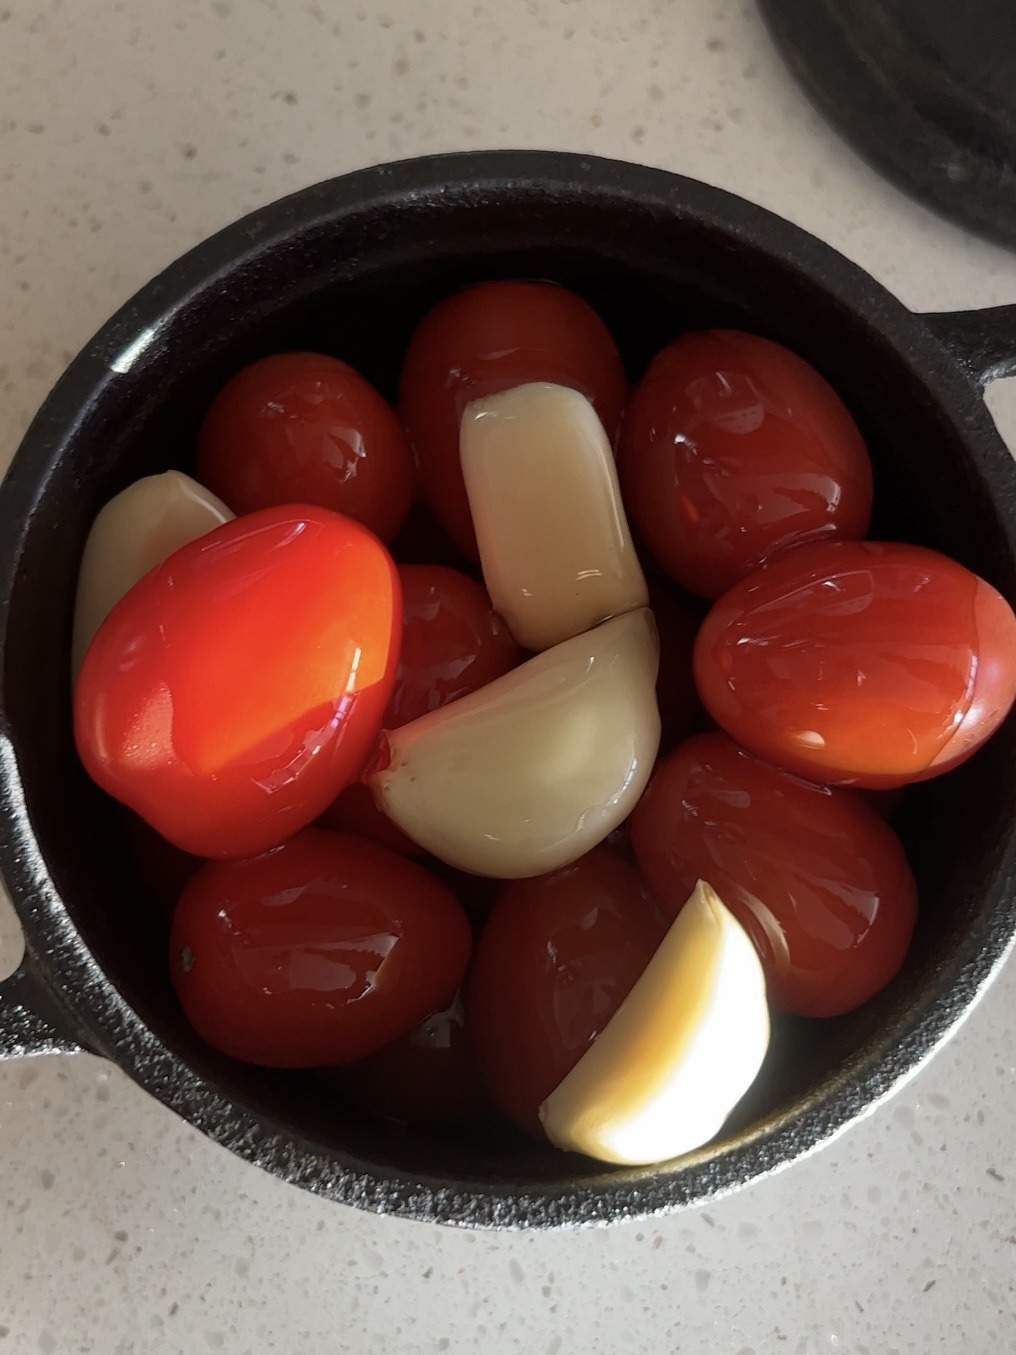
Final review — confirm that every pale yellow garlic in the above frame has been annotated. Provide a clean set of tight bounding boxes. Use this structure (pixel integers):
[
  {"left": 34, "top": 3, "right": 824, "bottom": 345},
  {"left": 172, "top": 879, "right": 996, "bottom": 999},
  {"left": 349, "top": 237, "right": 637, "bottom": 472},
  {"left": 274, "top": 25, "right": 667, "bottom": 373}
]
[
  {"left": 368, "top": 608, "right": 660, "bottom": 878},
  {"left": 460, "top": 382, "right": 648, "bottom": 652},
  {"left": 72, "top": 471, "right": 233, "bottom": 673},
  {"left": 539, "top": 880, "right": 770, "bottom": 1166}
]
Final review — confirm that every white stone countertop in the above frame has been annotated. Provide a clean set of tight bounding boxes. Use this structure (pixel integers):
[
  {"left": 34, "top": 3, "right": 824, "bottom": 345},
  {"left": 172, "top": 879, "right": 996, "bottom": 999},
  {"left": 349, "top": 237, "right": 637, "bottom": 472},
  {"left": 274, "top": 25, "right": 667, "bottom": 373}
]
[{"left": 2, "top": 2, "right": 1016, "bottom": 1351}]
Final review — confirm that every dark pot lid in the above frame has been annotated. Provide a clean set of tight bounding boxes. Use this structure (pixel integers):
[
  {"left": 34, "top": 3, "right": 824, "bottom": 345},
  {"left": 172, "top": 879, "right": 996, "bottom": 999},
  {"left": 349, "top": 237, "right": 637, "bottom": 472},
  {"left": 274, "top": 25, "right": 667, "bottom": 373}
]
[{"left": 758, "top": 0, "right": 1016, "bottom": 251}]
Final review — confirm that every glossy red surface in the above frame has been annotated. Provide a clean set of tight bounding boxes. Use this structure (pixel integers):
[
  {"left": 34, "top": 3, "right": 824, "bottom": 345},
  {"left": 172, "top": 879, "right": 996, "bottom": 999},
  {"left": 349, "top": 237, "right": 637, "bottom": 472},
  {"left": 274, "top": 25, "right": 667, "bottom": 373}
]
[
  {"left": 197, "top": 352, "right": 414, "bottom": 542},
  {"left": 400, "top": 281, "right": 627, "bottom": 559},
  {"left": 74, "top": 506, "right": 401, "bottom": 858},
  {"left": 323, "top": 563, "right": 519, "bottom": 850},
  {"left": 387, "top": 564, "right": 521, "bottom": 726},
  {"left": 464, "top": 847, "right": 666, "bottom": 1136},
  {"left": 329, "top": 993, "right": 493, "bottom": 1124},
  {"left": 621, "top": 330, "right": 873, "bottom": 599},
  {"left": 169, "top": 828, "right": 472, "bottom": 1067},
  {"left": 693, "top": 539, "right": 1016, "bottom": 787},
  {"left": 630, "top": 733, "right": 918, "bottom": 1016}
]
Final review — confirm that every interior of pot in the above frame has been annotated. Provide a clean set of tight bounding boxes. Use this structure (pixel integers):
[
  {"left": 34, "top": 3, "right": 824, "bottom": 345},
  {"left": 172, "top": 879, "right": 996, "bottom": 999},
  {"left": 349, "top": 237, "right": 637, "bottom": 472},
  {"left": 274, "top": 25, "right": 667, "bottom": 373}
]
[{"left": 5, "top": 170, "right": 1016, "bottom": 1197}]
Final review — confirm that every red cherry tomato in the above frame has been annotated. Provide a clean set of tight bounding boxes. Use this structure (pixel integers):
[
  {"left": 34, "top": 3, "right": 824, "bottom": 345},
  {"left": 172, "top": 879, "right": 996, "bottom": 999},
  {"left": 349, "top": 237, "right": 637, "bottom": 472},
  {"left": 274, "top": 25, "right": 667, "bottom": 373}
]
[
  {"left": 621, "top": 330, "right": 873, "bottom": 599},
  {"left": 647, "top": 579, "right": 702, "bottom": 752},
  {"left": 170, "top": 828, "right": 471, "bottom": 1067},
  {"left": 323, "top": 564, "right": 519, "bottom": 849},
  {"left": 465, "top": 847, "right": 665, "bottom": 1136},
  {"left": 326, "top": 993, "right": 493, "bottom": 1124},
  {"left": 197, "top": 352, "right": 414, "bottom": 542},
  {"left": 75, "top": 506, "right": 401, "bottom": 858},
  {"left": 693, "top": 539, "right": 1016, "bottom": 788},
  {"left": 387, "top": 564, "right": 521, "bottom": 726},
  {"left": 400, "top": 281, "right": 627, "bottom": 558},
  {"left": 629, "top": 733, "right": 917, "bottom": 1016}
]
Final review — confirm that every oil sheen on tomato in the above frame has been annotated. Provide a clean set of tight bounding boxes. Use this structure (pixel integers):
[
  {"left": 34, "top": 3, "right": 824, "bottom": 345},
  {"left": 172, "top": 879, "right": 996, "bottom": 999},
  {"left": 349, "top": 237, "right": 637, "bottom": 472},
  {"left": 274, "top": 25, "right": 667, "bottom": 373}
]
[
  {"left": 693, "top": 539, "right": 1016, "bottom": 788},
  {"left": 197, "top": 351, "right": 414, "bottom": 542},
  {"left": 630, "top": 732, "right": 918, "bottom": 1016},
  {"left": 621, "top": 330, "right": 872, "bottom": 599},
  {"left": 170, "top": 828, "right": 472, "bottom": 1067},
  {"left": 465, "top": 846, "right": 666, "bottom": 1135},
  {"left": 74, "top": 506, "right": 401, "bottom": 858}
]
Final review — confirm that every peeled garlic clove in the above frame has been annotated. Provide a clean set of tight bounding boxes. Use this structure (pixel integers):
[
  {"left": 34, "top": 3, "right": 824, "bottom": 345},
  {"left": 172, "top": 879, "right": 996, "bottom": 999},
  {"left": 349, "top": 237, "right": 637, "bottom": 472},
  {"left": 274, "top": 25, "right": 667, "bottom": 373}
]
[
  {"left": 72, "top": 471, "right": 233, "bottom": 673},
  {"left": 368, "top": 608, "right": 660, "bottom": 878},
  {"left": 461, "top": 382, "right": 648, "bottom": 652},
  {"left": 539, "top": 880, "right": 770, "bottom": 1166}
]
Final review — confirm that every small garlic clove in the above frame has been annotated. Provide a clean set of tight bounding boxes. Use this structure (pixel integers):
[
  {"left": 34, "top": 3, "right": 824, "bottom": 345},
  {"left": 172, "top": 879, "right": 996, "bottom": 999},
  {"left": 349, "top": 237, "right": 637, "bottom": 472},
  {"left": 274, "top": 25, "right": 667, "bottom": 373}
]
[
  {"left": 72, "top": 471, "right": 233, "bottom": 674},
  {"left": 539, "top": 880, "right": 770, "bottom": 1166},
  {"left": 368, "top": 608, "right": 661, "bottom": 878},
  {"left": 461, "top": 382, "right": 648, "bottom": 652}
]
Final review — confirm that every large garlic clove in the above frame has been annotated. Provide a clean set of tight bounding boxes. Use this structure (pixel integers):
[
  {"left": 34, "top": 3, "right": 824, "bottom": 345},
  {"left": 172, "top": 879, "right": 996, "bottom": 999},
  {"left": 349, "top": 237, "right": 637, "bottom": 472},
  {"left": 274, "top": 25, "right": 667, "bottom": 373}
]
[
  {"left": 367, "top": 608, "right": 661, "bottom": 878},
  {"left": 539, "top": 880, "right": 770, "bottom": 1166},
  {"left": 72, "top": 471, "right": 233, "bottom": 673},
  {"left": 460, "top": 382, "right": 648, "bottom": 652}
]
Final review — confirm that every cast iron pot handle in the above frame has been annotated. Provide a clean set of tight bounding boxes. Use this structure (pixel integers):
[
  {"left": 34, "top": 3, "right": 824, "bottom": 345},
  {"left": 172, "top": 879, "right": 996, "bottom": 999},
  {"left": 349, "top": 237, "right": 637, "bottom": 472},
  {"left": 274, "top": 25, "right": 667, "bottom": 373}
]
[
  {"left": 0, "top": 959, "right": 82, "bottom": 1060},
  {"left": 924, "top": 304, "right": 1016, "bottom": 388},
  {"left": 0, "top": 726, "right": 84, "bottom": 1059}
]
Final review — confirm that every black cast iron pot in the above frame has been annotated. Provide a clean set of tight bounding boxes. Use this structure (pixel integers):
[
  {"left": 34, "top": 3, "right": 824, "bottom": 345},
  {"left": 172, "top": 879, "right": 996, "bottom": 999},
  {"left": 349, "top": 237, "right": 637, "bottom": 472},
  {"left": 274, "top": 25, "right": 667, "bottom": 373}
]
[{"left": 1, "top": 151, "right": 1015, "bottom": 1229}]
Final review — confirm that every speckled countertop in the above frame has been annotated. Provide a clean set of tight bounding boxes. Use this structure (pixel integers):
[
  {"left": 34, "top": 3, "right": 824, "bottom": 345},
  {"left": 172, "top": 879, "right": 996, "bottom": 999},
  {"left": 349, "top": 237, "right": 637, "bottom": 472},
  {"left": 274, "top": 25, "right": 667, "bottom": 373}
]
[{"left": 2, "top": 2, "right": 1016, "bottom": 1351}]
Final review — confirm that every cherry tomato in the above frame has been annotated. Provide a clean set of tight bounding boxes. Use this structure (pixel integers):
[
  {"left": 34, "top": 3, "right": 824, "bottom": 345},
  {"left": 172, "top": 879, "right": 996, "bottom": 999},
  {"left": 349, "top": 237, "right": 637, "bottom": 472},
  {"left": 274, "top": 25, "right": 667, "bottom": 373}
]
[
  {"left": 629, "top": 733, "right": 917, "bottom": 1017},
  {"left": 170, "top": 828, "right": 471, "bottom": 1067},
  {"left": 400, "top": 281, "right": 627, "bottom": 559},
  {"left": 621, "top": 330, "right": 873, "bottom": 599},
  {"left": 197, "top": 352, "right": 414, "bottom": 542},
  {"left": 693, "top": 539, "right": 1016, "bottom": 788},
  {"left": 386, "top": 564, "right": 521, "bottom": 726},
  {"left": 647, "top": 579, "right": 702, "bottom": 752},
  {"left": 323, "top": 564, "right": 520, "bottom": 849},
  {"left": 465, "top": 847, "right": 665, "bottom": 1136},
  {"left": 326, "top": 993, "right": 493, "bottom": 1124},
  {"left": 75, "top": 506, "right": 401, "bottom": 858}
]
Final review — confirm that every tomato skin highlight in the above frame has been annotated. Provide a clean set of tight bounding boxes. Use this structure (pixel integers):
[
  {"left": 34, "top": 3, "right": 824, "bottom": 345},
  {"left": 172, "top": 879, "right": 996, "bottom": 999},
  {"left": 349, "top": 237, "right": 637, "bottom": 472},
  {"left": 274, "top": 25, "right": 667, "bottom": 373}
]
[
  {"left": 693, "top": 539, "right": 1016, "bottom": 788},
  {"left": 197, "top": 352, "right": 414, "bottom": 542},
  {"left": 621, "top": 330, "right": 873, "bottom": 599},
  {"left": 464, "top": 847, "right": 666, "bottom": 1136},
  {"left": 400, "top": 281, "right": 627, "bottom": 559},
  {"left": 169, "top": 828, "right": 472, "bottom": 1068},
  {"left": 630, "top": 732, "right": 918, "bottom": 1017},
  {"left": 74, "top": 506, "right": 401, "bottom": 858}
]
